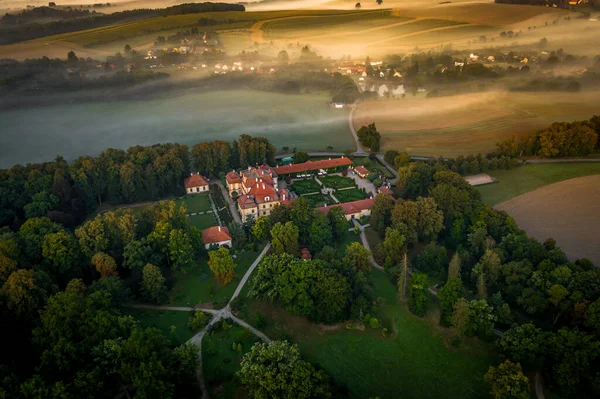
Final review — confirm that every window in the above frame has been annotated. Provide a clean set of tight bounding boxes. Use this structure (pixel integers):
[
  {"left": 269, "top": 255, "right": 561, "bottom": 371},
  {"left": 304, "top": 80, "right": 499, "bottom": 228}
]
[{"left": 263, "top": 205, "right": 266, "bottom": 209}]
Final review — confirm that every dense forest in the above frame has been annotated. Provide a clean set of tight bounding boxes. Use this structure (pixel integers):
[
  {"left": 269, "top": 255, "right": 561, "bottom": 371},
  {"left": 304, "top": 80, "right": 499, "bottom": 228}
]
[
  {"left": 0, "top": 2, "right": 245, "bottom": 45},
  {"left": 0, "top": 135, "right": 275, "bottom": 230},
  {"left": 0, "top": 6, "right": 96, "bottom": 25}
]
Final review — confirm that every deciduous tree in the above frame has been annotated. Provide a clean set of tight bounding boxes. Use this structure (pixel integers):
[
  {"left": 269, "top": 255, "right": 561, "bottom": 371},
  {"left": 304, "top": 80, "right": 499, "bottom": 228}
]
[
  {"left": 208, "top": 247, "right": 237, "bottom": 285},
  {"left": 141, "top": 264, "right": 167, "bottom": 304},
  {"left": 484, "top": 360, "right": 531, "bottom": 399}
]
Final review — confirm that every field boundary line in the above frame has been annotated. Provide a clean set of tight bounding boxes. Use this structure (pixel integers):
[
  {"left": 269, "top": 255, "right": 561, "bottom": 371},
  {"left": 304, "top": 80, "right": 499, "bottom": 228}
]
[{"left": 370, "top": 23, "right": 473, "bottom": 45}]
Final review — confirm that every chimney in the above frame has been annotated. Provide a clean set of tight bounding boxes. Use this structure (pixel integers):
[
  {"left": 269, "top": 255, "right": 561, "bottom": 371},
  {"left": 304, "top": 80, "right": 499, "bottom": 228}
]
[{"left": 218, "top": 226, "right": 221, "bottom": 232}]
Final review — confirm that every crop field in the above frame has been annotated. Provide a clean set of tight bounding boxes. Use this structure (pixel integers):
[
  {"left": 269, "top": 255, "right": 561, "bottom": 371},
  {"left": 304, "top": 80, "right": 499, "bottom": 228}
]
[
  {"left": 496, "top": 175, "right": 600, "bottom": 265},
  {"left": 334, "top": 187, "right": 366, "bottom": 203},
  {"left": 240, "top": 268, "right": 497, "bottom": 399},
  {"left": 0, "top": 90, "right": 353, "bottom": 168},
  {"left": 320, "top": 175, "right": 356, "bottom": 189},
  {"left": 476, "top": 163, "right": 600, "bottom": 206},
  {"left": 354, "top": 91, "right": 600, "bottom": 157},
  {"left": 288, "top": 178, "right": 322, "bottom": 195}
]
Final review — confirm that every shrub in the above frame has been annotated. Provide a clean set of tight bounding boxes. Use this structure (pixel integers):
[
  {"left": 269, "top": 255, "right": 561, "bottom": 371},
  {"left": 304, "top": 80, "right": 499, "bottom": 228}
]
[
  {"left": 255, "top": 311, "right": 266, "bottom": 328},
  {"left": 369, "top": 317, "right": 381, "bottom": 328},
  {"left": 188, "top": 310, "right": 211, "bottom": 331}
]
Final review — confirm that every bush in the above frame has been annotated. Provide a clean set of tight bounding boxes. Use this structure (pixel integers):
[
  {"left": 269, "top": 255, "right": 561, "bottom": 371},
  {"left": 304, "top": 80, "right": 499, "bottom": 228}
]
[
  {"left": 369, "top": 317, "right": 380, "bottom": 328},
  {"left": 254, "top": 311, "right": 266, "bottom": 328},
  {"left": 188, "top": 310, "right": 211, "bottom": 331}
]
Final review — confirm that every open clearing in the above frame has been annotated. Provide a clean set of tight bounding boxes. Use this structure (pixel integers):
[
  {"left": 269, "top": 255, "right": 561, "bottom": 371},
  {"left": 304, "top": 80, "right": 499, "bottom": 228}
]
[
  {"left": 123, "top": 308, "right": 195, "bottom": 346},
  {"left": 496, "top": 175, "right": 600, "bottom": 264},
  {"left": 0, "top": 90, "right": 352, "bottom": 168},
  {"left": 476, "top": 163, "right": 600, "bottom": 206},
  {"left": 354, "top": 91, "right": 600, "bottom": 157},
  {"left": 238, "top": 268, "right": 496, "bottom": 399}
]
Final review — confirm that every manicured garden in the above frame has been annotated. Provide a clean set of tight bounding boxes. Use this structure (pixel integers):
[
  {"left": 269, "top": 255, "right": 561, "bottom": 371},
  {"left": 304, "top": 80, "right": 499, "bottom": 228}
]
[
  {"left": 168, "top": 248, "right": 263, "bottom": 308},
  {"left": 288, "top": 178, "right": 322, "bottom": 195},
  {"left": 334, "top": 187, "right": 367, "bottom": 203},
  {"left": 319, "top": 175, "right": 356, "bottom": 189},
  {"left": 304, "top": 193, "right": 335, "bottom": 208},
  {"left": 201, "top": 322, "right": 262, "bottom": 399},
  {"left": 188, "top": 212, "right": 218, "bottom": 230},
  {"left": 176, "top": 193, "right": 212, "bottom": 214},
  {"left": 123, "top": 308, "right": 195, "bottom": 345}
]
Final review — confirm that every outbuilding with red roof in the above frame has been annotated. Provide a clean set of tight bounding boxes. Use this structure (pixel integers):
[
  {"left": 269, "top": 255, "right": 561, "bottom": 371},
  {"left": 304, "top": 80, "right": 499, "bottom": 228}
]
[
  {"left": 202, "top": 226, "right": 232, "bottom": 249},
  {"left": 184, "top": 173, "right": 209, "bottom": 194}
]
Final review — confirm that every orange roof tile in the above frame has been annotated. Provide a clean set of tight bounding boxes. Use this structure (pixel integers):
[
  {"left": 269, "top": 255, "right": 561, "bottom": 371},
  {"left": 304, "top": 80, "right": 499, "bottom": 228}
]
[
  {"left": 226, "top": 171, "right": 241, "bottom": 184},
  {"left": 184, "top": 173, "right": 209, "bottom": 189},
  {"left": 202, "top": 226, "right": 231, "bottom": 245},
  {"left": 272, "top": 157, "right": 352, "bottom": 175},
  {"left": 355, "top": 166, "right": 370, "bottom": 176},
  {"left": 318, "top": 198, "right": 374, "bottom": 216}
]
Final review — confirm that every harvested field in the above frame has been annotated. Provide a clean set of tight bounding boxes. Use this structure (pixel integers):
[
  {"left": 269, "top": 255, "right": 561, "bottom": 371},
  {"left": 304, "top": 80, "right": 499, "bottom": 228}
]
[
  {"left": 496, "top": 175, "right": 600, "bottom": 265},
  {"left": 354, "top": 91, "right": 600, "bottom": 157}
]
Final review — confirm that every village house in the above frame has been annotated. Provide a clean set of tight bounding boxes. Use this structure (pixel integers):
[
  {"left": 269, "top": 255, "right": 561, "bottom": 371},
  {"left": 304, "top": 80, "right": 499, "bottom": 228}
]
[
  {"left": 319, "top": 198, "right": 375, "bottom": 221},
  {"left": 184, "top": 173, "right": 209, "bottom": 194},
  {"left": 202, "top": 226, "right": 232, "bottom": 249},
  {"left": 355, "top": 165, "right": 370, "bottom": 178}
]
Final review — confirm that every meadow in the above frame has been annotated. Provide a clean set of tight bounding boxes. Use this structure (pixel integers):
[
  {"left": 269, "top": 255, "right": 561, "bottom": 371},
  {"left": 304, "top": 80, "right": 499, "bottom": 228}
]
[
  {"left": 476, "top": 162, "right": 600, "bottom": 206},
  {"left": 354, "top": 91, "right": 600, "bottom": 157},
  {"left": 123, "top": 308, "right": 196, "bottom": 346},
  {"left": 236, "top": 268, "right": 497, "bottom": 399},
  {"left": 0, "top": 89, "right": 352, "bottom": 168}
]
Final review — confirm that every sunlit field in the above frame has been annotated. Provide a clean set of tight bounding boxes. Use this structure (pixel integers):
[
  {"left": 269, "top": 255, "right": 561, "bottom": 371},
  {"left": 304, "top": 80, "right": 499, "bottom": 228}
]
[{"left": 354, "top": 91, "right": 600, "bottom": 157}]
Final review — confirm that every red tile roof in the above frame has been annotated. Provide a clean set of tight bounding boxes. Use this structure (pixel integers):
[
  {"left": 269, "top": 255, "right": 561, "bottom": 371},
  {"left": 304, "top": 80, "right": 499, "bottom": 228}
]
[
  {"left": 202, "top": 226, "right": 231, "bottom": 245},
  {"left": 300, "top": 248, "right": 312, "bottom": 260},
  {"left": 237, "top": 195, "right": 257, "bottom": 209},
  {"left": 318, "top": 198, "right": 375, "bottom": 216},
  {"left": 184, "top": 173, "right": 209, "bottom": 189},
  {"left": 247, "top": 181, "right": 278, "bottom": 204},
  {"left": 355, "top": 166, "right": 370, "bottom": 176},
  {"left": 272, "top": 157, "right": 352, "bottom": 175},
  {"left": 226, "top": 171, "right": 241, "bottom": 184},
  {"left": 378, "top": 186, "right": 394, "bottom": 196}
]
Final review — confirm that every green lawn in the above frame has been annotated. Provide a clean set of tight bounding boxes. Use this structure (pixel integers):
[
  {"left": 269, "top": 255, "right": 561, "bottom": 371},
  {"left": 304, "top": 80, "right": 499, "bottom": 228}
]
[
  {"left": 476, "top": 163, "right": 600, "bottom": 206},
  {"left": 288, "top": 178, "right": 322, "bottom": 195},
  {"left": 189, "top": 212, "right": 217, "bottom": 230},
  {"left": 177, "top": 193, "right": 213, "bottom": 214},
  {"left": 240, "top": 268, "right": 497, "bottom": 399},
  {"left": 320, "top": 175, "right": 356, "bottom": 189},
  {"left": 169, "top": 248, "right": 262, "bottom": 308},
  {"left": 123, "top": 308, "right": 195, "bottom": 346},
  {"left": 334, "top": 188, "right": 367, "bottom": 203},
  {"left": 304, "top": 193, "right": 335, "bottom": 208},
  {"left": 202, "top": 324, "right": 261, "bottom": 399}
]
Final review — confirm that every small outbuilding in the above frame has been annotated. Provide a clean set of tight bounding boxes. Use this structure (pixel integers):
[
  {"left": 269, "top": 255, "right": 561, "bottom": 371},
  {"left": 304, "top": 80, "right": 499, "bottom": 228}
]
[
  {"left": 300, "top": 248, "right": 312, "bottom": 260},
  {"left": 184, "top": 173, "right": 209, "bottom": 194},
  {"left": 202, "top": 226, "right": 232, "bottom": 249},
  {"left": 355, "top": 165, "right": 370, "bottom": 178}
]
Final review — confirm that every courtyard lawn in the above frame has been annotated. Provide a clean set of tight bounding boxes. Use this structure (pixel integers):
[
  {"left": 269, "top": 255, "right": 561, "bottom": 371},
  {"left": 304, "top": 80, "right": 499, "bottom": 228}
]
[
  {"left": 337, "top": 228, "right": 361, "bottom": 253},
  {"left": 334, "top": 188, "right": 366, "bottom": 203},
  {"left": 288, "top": 178, "right": 322, "bottom": 195},
  {"left": 476, "top": 163, "right": 600, "bottom": 206},
  {"left": 123, "top": 308, "right": 195, "bottom": 346},
  {"left": 176, "top": 193, "right": 213, "bottom": 214},
  {"left": 202, "top": 324, "right": 261, "bottom": 399},
  {"left": 188, "top": 212, "right": 217, "bottom": 230},
  {"left": 169, "top": 248, "right": 263, "bottom": 308},
  {"left": 240, "top": 268, "right": 497, "bottom": 399},
  {"left": 319, "top": 175, "right": 356, "bottom": 189},
  {"left": 304, "top": 193, "right": 335, "bottom": 208}
]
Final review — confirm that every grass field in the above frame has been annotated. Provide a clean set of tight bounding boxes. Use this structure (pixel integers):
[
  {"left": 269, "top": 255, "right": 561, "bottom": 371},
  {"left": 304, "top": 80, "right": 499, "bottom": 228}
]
[
  {"left": 288, "top": 178, "right": 322, "bottom": 195},
  {"left": 320, "top": 175, "right": 356, "bottom": 189},
  {"left": 476, "top": 163, "right": 600, "bottom": 206},
  {"left": 496, "top": 174, "right": 600, "bottom": 265},
  {"left": 240, "top": 267, "right": 497, "bottom": 399},
  {"left": 176, "top": 193, "right": 212, "bottom": 214},
  {"left": 201, "top": 324, "right": 261, "bottom": 398},
  {"left": 354, "top": 91, "right": 600, "bottom": 157},
  {"left": 169, "top": 248, "right": 262, "bottom": 308},
  {"left": 334, "top": 187, "right": 366, "bottom": 203},
  {"left": 124, "top": 308, "right": 195, "bottom": 346},
  {"left": 0, "top": 90, "right": 352, "bottom": 168}
]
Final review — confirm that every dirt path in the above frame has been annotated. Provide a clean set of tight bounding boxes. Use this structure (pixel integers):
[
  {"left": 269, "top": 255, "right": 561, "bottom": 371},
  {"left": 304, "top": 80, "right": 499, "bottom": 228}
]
[{"left": 349, "top": 103, "right": 368, "bottom": 155}]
